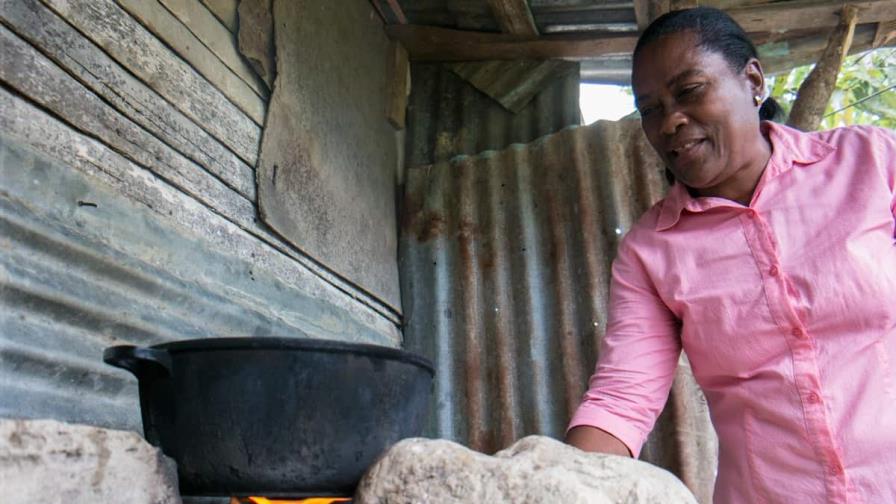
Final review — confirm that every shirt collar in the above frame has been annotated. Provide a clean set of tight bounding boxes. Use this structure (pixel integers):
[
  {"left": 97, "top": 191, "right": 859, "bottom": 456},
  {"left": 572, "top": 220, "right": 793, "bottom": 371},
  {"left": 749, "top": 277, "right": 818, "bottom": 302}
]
[{"left": 655, "top": 121, "right": 836, "bottom": 231}]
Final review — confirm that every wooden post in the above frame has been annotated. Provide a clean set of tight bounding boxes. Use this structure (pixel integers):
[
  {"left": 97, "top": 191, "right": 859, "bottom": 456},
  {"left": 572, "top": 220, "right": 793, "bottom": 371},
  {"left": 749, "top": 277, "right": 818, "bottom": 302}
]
[
  {"left": 385, "top": 41, "right": 410, "bottom": 129},
  {"left": 634, "top": 0, "right": 672, "bottom": 31},
  {"left": 787, "top": 5, "right": 860, "bottom": 131},
  {"left": 873, "top": 19, "right": 896, "bottom": 47},
  {"left": 488, "top": 0, "right": 539, "bottom": 37}
]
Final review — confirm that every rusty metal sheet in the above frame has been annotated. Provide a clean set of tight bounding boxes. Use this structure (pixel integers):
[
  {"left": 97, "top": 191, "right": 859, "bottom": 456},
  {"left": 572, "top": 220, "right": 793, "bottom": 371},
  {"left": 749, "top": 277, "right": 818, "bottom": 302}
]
[
  {"left": 396, "top": 0, "right": 637, "bottom": 33},
  {"left": 448, "top": 59, "right": 580, "bottom": 113},
  {"left": 399, "top": 119, "right": 717, "bottom": 503},
  {"left": 257, "top": 0, "right": 402, "bottom": 310},
  {"left": 580, "top": 54, "right": 635, "bottom": 84},
  {"left": 405, "top": 62, "right": 581, "bottom": 168}
]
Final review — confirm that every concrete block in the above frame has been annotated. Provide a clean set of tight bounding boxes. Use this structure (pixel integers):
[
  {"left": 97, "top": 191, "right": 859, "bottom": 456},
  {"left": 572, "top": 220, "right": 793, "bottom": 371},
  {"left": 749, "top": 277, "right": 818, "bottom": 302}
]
[{"left": 0, "top": 418, "right": 181, "bottom": 503}]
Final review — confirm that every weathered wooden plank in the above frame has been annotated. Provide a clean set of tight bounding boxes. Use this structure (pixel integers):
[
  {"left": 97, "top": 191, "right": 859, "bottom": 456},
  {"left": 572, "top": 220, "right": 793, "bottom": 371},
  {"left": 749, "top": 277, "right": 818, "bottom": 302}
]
[
  {"left": 113, "top": 0, "right": 266, "bottom": 123},
  {"left": 386, "top": 24, "right": 638, "bottom": 61},
  {"left": 158, "top": 0, "right": 269, "bottom": 96},
  {"left": 37, "top": 0, "right": 261, "bottom": 163},
  {"left": 873, "top": 19, "right": 896, "bottom": 47},
  {"left": 385, "top": 41, "right": 410, "bottom": 129},
  {"left": 199, "top": 0, "right": 237, "bottom": 32},
  {"left": 0, "top": 26, "right": 257, "bottom": 228},
  {"left": 730, "top": 0, "right": 896, "bottom": 34},
  {"left": 237, "top": 0, "right": 275, "bottom": 89},
  {"left": 0, "top": 89, "right": 403, "bottom": 330},
  {"left": 488, "top": 0, "right": 538, "bottom": 37},
  {"left": 1, "top": 0, "right": 255, "bottom": 198}
]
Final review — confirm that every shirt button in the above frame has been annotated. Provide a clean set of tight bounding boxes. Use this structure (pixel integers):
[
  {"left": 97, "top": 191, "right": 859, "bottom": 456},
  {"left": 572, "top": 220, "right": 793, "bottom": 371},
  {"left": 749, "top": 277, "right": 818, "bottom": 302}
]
[
  {"left": 746, "top": 210, "right": 757, "bottom": 219},
  {"left": 769, "top": 265, "right": 779, "bottom": 277},
  {"left": 807, "top": 392, "right": 820, "bottom": 403},
  {"left": 792, "top": 327, "right": 807, "bottom": 339},
  {"left": 829, "top": 463, "right": 843, "bottom": 475}
]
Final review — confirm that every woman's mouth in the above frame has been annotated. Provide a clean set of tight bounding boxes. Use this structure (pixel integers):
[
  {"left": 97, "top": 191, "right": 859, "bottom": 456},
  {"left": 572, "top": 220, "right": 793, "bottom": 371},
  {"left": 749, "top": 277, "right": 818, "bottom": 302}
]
[{"left": 668, "top": 139, "right": 706, "bottom": 166}]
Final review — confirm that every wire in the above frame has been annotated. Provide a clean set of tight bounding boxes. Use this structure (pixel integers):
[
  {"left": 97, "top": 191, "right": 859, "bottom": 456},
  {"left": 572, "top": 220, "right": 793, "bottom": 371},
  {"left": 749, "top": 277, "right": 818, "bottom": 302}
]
[{"left": 823, "top": 84, "right": 896, "bottom": 118}]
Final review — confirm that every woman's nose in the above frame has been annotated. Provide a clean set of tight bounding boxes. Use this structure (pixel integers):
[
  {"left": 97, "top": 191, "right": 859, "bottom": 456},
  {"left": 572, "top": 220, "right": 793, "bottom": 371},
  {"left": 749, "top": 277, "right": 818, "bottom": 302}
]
[{"left": 660, "top": 108, "right": 688, "bottom": 136}]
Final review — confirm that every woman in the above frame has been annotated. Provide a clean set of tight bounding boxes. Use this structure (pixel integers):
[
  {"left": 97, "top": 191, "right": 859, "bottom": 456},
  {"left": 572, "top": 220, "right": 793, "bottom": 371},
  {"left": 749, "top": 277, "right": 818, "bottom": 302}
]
[{"left": 565, "top": 7, "right": 895, "bottom": 503}]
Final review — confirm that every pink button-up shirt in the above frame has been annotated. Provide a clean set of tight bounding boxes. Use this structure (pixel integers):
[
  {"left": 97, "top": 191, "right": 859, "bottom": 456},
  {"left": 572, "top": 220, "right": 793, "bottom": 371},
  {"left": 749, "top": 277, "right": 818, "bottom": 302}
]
[{"left": 569, "top": 122, "right": 896, "bottom": 503}]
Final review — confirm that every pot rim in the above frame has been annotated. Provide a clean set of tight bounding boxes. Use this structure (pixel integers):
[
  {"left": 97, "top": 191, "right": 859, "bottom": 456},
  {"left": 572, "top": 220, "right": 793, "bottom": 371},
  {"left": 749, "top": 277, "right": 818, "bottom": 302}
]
[{"left": 147, "top": 337, "right": 434, "bottom": 374}]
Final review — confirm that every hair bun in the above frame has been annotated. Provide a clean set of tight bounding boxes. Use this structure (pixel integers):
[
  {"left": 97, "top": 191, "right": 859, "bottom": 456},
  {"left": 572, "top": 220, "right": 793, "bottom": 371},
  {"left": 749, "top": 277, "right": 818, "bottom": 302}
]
[{"left": 759, "top": 97, "right": 784, "bottom": 122}]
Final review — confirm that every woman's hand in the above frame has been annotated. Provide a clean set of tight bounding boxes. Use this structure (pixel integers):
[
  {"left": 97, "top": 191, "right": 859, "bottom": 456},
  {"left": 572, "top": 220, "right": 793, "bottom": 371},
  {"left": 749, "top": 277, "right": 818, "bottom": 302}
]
[{"left": 565, "top": 426, "right": 633, "bottom": 457}]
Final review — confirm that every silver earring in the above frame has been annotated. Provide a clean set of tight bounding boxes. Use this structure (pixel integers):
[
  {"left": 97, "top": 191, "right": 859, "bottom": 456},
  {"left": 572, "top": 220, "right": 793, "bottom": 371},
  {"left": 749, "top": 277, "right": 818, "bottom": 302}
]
[{"left": 754, "top": 95, "right": 762, "bottom": 107}]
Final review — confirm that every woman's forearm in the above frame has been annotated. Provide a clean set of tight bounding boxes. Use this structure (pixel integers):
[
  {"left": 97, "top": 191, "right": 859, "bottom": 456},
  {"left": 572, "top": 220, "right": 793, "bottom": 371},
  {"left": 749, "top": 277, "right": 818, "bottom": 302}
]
[{"left": 565, "top": 425, "right": 632, "bottom": 457}]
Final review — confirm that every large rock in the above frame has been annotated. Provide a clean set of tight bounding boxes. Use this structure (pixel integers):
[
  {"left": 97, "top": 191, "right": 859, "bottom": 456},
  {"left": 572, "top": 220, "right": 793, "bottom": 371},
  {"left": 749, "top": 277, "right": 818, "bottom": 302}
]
[
  {"left": 0, "top": 418, "right": 181, "bottom": 503},
  {"left": 355, "top": 436, "right": 697, "bottom": 504}
]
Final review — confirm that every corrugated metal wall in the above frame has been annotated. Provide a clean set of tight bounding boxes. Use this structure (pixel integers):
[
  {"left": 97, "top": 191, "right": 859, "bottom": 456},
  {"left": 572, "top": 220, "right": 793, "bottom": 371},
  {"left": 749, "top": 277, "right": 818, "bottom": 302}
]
[
  {"left": 399, "top": 120, "right": 717, "bottom": 503},
  {"left": 0, "top": 130, "right": 398, "bottom": 430},
  {"left": 0, "top": 0, "right": 401, "bottom": 432}
]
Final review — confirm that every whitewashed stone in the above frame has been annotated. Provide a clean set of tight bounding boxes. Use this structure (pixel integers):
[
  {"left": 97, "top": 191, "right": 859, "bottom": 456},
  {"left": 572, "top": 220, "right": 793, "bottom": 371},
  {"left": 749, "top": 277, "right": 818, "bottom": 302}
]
[
  {"left": 355, "top": 435, "right": 697, "bottom": 504},
  {"left": 0, "top": 418, "right": 181, "bottom": 504}
]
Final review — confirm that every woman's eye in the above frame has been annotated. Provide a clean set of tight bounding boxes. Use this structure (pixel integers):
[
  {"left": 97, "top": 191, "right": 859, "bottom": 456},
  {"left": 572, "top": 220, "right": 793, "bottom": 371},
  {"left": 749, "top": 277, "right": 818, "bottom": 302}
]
[
  {"left": 639, "top": 105, "right": 657, "bottom": 117},
  {"left": 679, "top": 84, "right": 703, "bottom": 99}
]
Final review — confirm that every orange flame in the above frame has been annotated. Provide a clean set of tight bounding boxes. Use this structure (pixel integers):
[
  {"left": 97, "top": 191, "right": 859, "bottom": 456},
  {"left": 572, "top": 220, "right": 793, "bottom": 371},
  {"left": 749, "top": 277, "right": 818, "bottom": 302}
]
[{"left": 243, "top": 497, "right": 351, "bottom": 504}]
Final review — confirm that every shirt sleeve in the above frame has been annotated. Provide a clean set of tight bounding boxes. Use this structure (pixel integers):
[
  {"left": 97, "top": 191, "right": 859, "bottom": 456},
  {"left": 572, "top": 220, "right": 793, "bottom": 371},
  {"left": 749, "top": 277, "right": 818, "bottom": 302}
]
[
  {"left": 874, "top": 127, "right": 896, "bottom": 223},
  {"left": 567, "top": 233, "right": 681, "bottom": 458},
  {"left": 857, "top": 125, "right": 896, "bottom": 235}
]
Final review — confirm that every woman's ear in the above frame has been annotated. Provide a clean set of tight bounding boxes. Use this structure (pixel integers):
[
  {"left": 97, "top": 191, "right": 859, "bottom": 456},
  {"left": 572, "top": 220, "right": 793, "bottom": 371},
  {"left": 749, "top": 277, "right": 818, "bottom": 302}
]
[{"left": 744, "top": 57, "right": 766, "bottom": 100}]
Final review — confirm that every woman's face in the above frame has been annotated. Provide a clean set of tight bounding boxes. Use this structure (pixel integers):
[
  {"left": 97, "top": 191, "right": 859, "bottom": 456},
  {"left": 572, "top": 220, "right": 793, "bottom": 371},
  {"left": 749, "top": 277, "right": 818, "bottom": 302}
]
[{"left": 632, "top": 31, "right": 765, "bottom": 191}]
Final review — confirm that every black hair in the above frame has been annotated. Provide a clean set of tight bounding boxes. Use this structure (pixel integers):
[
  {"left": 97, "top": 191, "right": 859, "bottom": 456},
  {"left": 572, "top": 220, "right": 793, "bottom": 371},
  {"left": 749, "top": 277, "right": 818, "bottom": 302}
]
[{"left": 634, "top": 7, "right": 782, "bottom": 185}]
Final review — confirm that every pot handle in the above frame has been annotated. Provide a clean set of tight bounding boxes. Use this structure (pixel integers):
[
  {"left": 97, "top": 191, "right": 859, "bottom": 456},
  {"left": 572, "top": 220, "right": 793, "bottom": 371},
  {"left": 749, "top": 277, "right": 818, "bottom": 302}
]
[{"left": 103, "top": 346, "right": 172, "bottom": 378}]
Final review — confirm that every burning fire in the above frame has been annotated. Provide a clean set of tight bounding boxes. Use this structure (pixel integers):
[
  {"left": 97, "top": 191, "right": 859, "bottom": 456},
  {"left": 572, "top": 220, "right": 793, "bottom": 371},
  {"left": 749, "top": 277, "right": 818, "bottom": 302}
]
[{"left": 230, "top": 497, "right": 352, "bottom": 504}]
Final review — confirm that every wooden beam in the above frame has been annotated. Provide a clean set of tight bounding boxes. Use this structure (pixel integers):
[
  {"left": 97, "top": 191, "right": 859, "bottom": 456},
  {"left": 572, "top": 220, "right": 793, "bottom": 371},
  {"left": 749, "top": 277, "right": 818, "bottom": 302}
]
[
  {"left": 692, "top": 0, "right": 777, "bottom": 8},
  {"left": 671, "top": 0, "right": 699, "bottom": 9},
  {"left": 634, "top": 0, "right": 671, "bottom": 31},
  {"left": 634, "top": 0, "right": 650, "bottom": 31},
  {"left": 488, "top": 0, "right": 538, "bottom": 37},
  {"left": 385, "top": 41, "right": 410, "bottom": 129},
  {"left": 730, "top": 0, "right": 896, "bottom": 35},
  {"left": 385, "top": 25, "right": 637, "bottom": 61},
  {"left": 873, "top": 19, "right": 896, "bottom": 47},
  {"left": 386, "top": 1, "right": 895, "bottom": 63},
  {"left": 369, "top": 0, "right": 407, "bottom": 24},
  {"left": 763, "top": 25, "right": 882, "bottom": 75},
  {"left": 787, "top": 5, "right": 860, "bottom": 131}
]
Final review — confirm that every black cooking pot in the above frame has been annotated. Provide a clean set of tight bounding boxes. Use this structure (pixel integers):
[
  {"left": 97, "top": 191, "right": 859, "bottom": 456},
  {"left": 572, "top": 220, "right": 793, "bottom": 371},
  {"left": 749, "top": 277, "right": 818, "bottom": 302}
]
[{"left": 104, "top": 337, "right": 433, "bottom": 497}]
